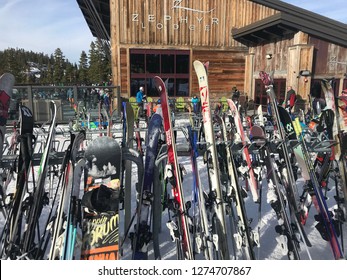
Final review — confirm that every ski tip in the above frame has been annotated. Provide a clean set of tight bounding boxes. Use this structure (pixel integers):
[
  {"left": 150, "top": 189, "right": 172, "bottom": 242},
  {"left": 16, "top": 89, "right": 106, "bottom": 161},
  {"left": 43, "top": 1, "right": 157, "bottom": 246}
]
[{"left": 0, "top": 73, "right": 15, "bottom": 95}]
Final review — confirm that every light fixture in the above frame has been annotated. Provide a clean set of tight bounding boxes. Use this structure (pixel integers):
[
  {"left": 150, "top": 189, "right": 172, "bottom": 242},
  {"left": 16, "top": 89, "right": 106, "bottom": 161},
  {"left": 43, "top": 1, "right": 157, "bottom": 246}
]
[
  {"left": 266, "top": 54, "right": 272, "bottom": 60},
  {"left": 299, "top": 70, "right": 311, "bottom": 77}
]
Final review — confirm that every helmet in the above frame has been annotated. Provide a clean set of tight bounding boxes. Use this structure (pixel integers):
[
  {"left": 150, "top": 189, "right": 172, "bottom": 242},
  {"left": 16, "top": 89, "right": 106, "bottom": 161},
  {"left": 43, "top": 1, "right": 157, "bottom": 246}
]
[{"left": 139, "top": 86, "right": 144, "bottom": 91}]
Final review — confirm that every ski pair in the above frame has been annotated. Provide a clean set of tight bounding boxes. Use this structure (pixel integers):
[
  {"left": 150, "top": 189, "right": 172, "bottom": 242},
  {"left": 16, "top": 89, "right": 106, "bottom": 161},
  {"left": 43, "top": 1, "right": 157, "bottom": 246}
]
[
  {"left": 48, "top": 131, "right": 86, "bottom": 260},
  {"left": 259, "top": 71, "right": 312, "bottom": 259}
]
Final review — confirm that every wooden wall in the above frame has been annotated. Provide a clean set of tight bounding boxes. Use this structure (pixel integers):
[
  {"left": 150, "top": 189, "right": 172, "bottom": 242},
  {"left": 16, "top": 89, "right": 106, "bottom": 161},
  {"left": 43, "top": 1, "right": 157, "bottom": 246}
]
[
  {"left": 110, "top": 0, "right": 283, "bottom": 97},
  {"left": 310, "top": 36, "right": 347, "bottom": 77},
  {"left": 191, "top": 50, "right": 247, "bottom": 98},
  {"left": 116, "top": 0, "right": 277, "bottom": 48}
]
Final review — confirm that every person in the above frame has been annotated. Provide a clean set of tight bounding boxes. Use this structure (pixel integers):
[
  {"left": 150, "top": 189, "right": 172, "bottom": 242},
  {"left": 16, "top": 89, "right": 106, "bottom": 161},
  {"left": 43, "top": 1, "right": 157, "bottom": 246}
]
[
  {"left": 136, "top": 86, "right": 144, "bottom": 104},
  {"left": 284, "top": 86, "right": 297, "bottom": 112},
  {"left": 136, "top": 86, "right": 145, "bottom": 116},
  {"left": 312, "top": 96, "right": 326, "bottom": 116},
  {"left": 67, "top": 88, "right": 74, "bottom": 107},
  {"left": 104, "top": 91, "right": 110, "bottom": 112},
  {"left": 231, "top": 86, "right": 241, "bottom": 113},
  {"left": 153, "top": 98, "right": 162, "bottom": 116},
  {"left": 191, "top": 95, "right": 199, "bottom": 114}
]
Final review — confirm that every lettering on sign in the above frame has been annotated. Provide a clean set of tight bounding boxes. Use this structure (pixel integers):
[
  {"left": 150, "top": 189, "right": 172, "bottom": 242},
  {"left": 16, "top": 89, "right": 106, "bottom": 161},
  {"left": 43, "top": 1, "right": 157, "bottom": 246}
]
[{"left": 131, "top": 0, "right": 219, "bottom": 32}]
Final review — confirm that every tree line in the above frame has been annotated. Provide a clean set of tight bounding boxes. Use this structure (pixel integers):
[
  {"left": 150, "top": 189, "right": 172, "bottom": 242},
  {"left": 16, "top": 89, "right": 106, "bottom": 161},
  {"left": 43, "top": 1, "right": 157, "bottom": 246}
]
[{"left": 0, "top": 40, "right": 111, "bottom": 85}]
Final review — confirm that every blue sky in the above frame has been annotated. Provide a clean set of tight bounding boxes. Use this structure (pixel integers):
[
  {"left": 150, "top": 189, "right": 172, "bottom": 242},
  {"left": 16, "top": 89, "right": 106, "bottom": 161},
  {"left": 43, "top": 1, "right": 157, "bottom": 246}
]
[{"left": 0, "top": 0, "right": 346, "bottom": 64}]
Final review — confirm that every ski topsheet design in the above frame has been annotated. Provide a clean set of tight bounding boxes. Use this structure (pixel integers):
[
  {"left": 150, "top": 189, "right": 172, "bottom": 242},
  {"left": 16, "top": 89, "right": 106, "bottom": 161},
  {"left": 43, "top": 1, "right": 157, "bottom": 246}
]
[
  {"left": 227, "top": 98, "right": 259, "bottom": 202},
  {"left": 193, "top": 60, "right": 230, "bottom": 259},
  {"left": 154, "top": 76, "right": 194, "bottom": 260}
]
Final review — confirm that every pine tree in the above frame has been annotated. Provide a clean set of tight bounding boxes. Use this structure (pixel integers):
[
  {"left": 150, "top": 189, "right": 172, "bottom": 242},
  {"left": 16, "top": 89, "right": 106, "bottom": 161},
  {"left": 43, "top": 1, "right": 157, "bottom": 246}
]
[
  {"left": 78, "top": 51, "right": 89, "bottom": 84},
  {"left": 53, "top": 48, "right": 65, "bottom": 85}
]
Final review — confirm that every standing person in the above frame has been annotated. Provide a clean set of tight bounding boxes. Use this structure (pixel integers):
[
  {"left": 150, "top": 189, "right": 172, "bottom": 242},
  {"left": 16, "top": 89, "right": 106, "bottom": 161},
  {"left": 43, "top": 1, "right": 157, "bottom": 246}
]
[
  {"left": 312, "top": 95, "right": 326, "bottom": 116},
  {"left": 284, "top": 86, "right": 297, "bottom": 112},
  {"left": 67, "top": 88, "right": 74, "bottom": 107},
  {"left": 231, "top": 87, "right": 241, "bottom": 111},
  {"left": 191, "top": 95, "right": 199, "bottom": 114},
  {"left": 153, "top": 98, "right": 162, "bottom": 115},
  {"left": 136, "top": 86, "right": 145, "bottom": 116},
  {"left": 104, "top": 91, "right": 110, "bottom": 113}
]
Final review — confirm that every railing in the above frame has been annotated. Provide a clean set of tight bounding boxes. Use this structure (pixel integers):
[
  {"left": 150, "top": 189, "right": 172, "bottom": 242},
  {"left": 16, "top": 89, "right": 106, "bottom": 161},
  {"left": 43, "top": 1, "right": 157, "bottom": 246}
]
[{"left": 10, "top": 85, "right": 121, "bottom": 124}]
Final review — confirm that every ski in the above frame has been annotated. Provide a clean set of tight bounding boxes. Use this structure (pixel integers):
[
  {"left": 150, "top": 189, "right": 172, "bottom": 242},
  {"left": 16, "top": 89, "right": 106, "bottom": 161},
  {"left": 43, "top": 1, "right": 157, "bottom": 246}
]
[
  {"left": 259, "top": 71, "right": 312, "bottom": 257},
  {"left": 2, "top": 105, "right": 34, "bottom": 259},
  {"left": 227, "top": 98, "right": 259, "bottom": 202},
  {"left": 49, "top": 131, "right": 86, "bottom": 260},
  {"left": 183, "top": 125, "right": 214, "bottom": 259},
  {"left": 154, "top": 76, "right": 194, "bottom": 260},
  {"left": 0, "top": 73, "right": 15, "bottom": 160},
  {"left": 215, "top": 114, "right": 257, "bottom": 260},
  {"left": 122, "top": 101, "right": 135, "bottom": 234},
  {"left": 131, "top": 113, "right": 163, "bottom": 259},
  {"left": 292, "top": 116, "right": 343, "bottom": 259},
  {"left": 193, "top": 60, "right": 230, "bottom": 259},
  {"left": 250, "top": 124, "right": 301, "bottom": 259},
  {"left": 21, "top": 101, "right": 57, "bottom": 258}
]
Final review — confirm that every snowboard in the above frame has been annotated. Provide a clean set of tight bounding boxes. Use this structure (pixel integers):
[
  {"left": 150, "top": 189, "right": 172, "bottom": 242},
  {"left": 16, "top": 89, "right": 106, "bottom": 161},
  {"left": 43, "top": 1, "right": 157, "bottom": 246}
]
[{"left": 80, "top": 136, "right": 122, "bottom": 260}]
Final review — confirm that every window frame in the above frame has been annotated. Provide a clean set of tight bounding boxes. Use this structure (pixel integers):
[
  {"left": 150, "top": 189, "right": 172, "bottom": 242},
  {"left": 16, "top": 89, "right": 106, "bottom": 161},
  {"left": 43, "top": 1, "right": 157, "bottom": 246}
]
[{"left": 130, "top": 49, "right": 190, "bottom": 97}]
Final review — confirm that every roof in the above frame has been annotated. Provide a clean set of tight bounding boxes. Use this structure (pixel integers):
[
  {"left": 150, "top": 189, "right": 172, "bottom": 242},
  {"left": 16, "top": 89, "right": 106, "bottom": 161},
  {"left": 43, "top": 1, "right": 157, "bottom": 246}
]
[
  {"left": 77, "top": 0, "right": 347, "bottom": 47},
  {"left": 76, "top": 0, "right": 110, "bottom": 40},
  {"left": 232, "top": 0, "right": 347, "bottom": 47}
]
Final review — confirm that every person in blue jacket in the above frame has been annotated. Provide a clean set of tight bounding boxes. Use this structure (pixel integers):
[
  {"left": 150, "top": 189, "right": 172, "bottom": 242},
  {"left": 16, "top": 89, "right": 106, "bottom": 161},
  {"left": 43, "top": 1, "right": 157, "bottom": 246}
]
[
  {"left": 136, "top": 86, "right": 145, "bottom": 116},
  {"left": 191, "top": 95, "right": 199, "bottom": 114}
]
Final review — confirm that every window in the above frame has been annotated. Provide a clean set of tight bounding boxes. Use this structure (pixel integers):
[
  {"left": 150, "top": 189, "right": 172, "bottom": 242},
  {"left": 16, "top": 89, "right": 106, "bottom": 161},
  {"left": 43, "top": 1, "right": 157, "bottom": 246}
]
[
  {"left": 254, "top": 79, "right": 286, "bottom": 105},
  {"left": 130, "top": 49, "right": 190, "bottom": 97},
  {"left": 130, "top": 54, "right": 145, "bottom": 73},
  {"left": 311, "top": 79, "right": 341, "bottom": 98}
]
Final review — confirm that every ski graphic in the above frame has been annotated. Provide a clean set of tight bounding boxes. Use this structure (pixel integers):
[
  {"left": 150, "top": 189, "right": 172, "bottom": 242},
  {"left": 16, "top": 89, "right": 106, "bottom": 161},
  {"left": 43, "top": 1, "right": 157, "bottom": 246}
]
[
  {"left": 193, "top": 60, "right": 230, "bottom": 259},
  {"left": 154, "top": 76, "right": 194, "bottom": 260},
  {"left": 227, "top": 98, "right": 259, "bottom": 202}
]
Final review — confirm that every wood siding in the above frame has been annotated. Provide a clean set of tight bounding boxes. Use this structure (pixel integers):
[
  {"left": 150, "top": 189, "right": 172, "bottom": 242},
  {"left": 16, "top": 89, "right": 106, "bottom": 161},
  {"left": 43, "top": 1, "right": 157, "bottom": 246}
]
[
  {"left": 119, "top": 48, "right": 128, "bottom": 97},
  {"left": 112, "top": 0, "right": 278, "bottom": 97},
  {"left": 191, "top": 50, "right": 247, "bottom": 98},
  {"left": 111, "top": 0, "right": 347, "bottom": 100},
  {"left": 116, "top": 0, "right": 277, "bottom": 48},
  {"left": 310, "top": 36, "right": 347, "bottom": 77}
]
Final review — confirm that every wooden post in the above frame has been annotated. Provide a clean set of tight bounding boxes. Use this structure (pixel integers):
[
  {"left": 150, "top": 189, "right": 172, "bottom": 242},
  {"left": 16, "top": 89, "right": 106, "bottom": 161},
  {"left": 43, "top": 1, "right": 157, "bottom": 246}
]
[
  {"left": 287, "top": 32, "right": 314, "bottom": 100},
  {"left": 110, "top": 0, "right": 121, "bottom": 109},
  {"left": 244, "top": 49, "right": 255, "bottom": 100}
]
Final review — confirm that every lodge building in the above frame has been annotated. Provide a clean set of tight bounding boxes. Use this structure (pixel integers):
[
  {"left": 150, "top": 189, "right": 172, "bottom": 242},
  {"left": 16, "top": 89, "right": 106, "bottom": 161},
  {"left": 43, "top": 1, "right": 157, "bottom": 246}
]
[{"left": 77, "top": 0, "right": 347, "bottom": 106}]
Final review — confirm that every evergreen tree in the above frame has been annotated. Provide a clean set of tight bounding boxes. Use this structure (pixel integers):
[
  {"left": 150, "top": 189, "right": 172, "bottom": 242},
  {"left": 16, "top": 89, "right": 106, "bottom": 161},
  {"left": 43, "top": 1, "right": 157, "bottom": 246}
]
[
  {"left": 88, "top": 41, "right": 101, "bottom": 84},
  {"left": 52, "top": 48, "right": 65, "bottom": 85},
  {"left": 65, "top": 62, "right": 75, "bottom": 84},
  {"left": 78, "top": 50, "right": 89, "bottom": 84},
  {"left": 0, "top": 43, "right": 111, "bottom": 85}
]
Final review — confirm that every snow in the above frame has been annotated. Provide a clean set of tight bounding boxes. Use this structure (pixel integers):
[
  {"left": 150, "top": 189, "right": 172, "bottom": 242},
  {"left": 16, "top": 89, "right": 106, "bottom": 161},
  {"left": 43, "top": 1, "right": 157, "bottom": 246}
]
[{"left": 0, "top": 117, "right": 346, "bottom": 261}]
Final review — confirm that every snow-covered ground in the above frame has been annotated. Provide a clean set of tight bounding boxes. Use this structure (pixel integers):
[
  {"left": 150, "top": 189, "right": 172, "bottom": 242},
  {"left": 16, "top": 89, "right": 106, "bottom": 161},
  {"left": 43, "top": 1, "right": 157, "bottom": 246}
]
[{"left": 0, "top": 116, "right": 346, "bottom": 261}]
